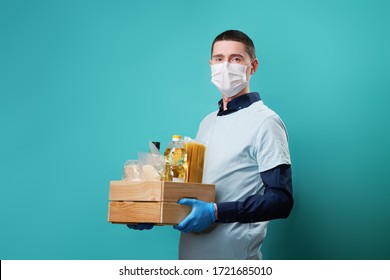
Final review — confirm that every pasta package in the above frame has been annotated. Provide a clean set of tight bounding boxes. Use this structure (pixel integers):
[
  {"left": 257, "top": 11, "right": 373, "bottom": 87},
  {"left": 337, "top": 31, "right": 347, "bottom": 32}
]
[{"left": 184, "top": 138, "right": 206, "bottom": 183}]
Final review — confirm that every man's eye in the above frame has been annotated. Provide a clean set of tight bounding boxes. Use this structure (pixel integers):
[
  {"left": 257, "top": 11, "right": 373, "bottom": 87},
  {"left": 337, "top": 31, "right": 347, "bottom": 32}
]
[{"left": 231, "top": 57, "right": 241, "bottom": 63}]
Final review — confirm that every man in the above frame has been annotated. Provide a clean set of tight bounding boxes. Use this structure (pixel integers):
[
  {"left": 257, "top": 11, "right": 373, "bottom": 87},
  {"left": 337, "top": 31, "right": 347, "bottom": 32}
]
[{"left": 129, "top": 30, "right": 293, "bottom": 260}]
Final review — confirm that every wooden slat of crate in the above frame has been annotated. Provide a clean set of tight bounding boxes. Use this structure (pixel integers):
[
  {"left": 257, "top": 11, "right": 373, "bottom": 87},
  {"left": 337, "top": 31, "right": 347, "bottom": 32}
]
[
  {"left": 108, "top": 201, "right": 161, "bottom": 223},
  {"left": 160, "top": 202, "right": 192, "bottom": 224},
  {"left": 109, "top": 181, "right": 215, "bottom": 202},
  {"left": 109, "top": 181, "right": 162, "bottom": 201},
  {"left": 162, "top": 181, "right": 215, "bottom": 202},
  {"left": 108, "top": 201, "right": 191, "bottom": 225}
]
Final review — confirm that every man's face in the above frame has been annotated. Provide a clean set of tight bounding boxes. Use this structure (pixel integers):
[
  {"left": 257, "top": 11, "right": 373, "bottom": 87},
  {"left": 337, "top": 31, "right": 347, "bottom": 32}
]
[{"left": 210, "top": 40, "right": 256, "bottom": 81}]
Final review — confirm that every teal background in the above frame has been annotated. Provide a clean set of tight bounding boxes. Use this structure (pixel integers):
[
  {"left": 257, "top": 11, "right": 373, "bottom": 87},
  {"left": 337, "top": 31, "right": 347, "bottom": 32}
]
[{"left": 1, "top": 0, "right": 389, "bottom": 260}]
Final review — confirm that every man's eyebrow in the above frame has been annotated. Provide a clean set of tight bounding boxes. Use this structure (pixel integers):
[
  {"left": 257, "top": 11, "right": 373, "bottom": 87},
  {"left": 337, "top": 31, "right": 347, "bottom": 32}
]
[
  {"left": 212, "top": 53, "right": 245, "bottom": 58},
  {"left": 229, "top": 53, "right": 245, "bottom": 58}
]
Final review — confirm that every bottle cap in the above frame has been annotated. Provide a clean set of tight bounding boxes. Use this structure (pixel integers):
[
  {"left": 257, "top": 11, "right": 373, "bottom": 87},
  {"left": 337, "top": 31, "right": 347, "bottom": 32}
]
[{"left": 172, "top": 135, "right": 182, "bottom": 141}]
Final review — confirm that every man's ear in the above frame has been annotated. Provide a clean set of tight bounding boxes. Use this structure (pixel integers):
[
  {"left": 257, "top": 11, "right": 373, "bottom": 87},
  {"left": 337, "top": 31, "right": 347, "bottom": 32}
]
[{"left": 251, "top": 58, "right": 259, "bottom": 74}]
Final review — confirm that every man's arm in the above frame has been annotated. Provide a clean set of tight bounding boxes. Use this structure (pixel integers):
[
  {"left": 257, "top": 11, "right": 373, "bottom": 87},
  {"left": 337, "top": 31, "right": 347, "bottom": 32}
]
[{"left": 216, "top": 164, "right": 293, "bottom": 223}]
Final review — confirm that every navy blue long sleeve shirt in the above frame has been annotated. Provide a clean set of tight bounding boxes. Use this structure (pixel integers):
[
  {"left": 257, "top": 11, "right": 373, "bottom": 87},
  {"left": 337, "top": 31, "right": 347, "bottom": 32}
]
[{"left": 217, "top": 164, "right": 293, "bottom": 223}]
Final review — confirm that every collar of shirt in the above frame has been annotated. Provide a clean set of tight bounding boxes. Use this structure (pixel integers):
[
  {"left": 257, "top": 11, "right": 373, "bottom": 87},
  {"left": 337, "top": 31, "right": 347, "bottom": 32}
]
[{"left": 217, "top": 92, "right": 261, "bottom": 116}]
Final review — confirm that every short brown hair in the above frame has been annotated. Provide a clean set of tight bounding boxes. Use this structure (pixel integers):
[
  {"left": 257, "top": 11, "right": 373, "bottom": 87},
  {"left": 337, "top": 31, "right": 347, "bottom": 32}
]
[{"left": 211, "top": 30, "right": 256, "bottom": 60}]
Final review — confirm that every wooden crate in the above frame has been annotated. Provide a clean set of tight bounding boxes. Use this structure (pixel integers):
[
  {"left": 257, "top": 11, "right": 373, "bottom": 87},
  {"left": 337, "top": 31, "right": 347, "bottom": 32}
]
[{"left": 108, "top": 181, "right": 215, "bottom": 225}]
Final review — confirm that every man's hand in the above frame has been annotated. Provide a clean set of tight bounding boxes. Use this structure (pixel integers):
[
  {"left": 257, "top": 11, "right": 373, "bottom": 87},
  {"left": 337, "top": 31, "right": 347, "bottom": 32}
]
[
  {"left": 126, "top": 224, "right": 154, "bottom": 230},
  {"left": 174, "top": 199, "right": 216, "bottom": 233}
]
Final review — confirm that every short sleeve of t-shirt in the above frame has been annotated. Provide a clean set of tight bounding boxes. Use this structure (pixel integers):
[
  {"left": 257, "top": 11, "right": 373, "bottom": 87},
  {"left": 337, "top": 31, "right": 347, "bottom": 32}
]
[{"left": 254, "top": 114, "right": 291, "bottom": 172}]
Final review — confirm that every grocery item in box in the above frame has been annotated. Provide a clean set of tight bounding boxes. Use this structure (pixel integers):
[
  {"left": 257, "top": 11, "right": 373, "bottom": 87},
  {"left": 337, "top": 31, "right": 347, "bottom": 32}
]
[
  {"left": 184, "top": 138, "right": 206, "bottom": 184},
  {"left": 163, "top": 135, "right": 187, "bottom": 182}
]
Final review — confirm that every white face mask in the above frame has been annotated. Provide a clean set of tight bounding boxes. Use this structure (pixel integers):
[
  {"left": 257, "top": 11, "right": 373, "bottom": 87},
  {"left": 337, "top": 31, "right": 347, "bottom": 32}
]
[{"left": 210, "top": 62, "right": 250, "bottom": 98}]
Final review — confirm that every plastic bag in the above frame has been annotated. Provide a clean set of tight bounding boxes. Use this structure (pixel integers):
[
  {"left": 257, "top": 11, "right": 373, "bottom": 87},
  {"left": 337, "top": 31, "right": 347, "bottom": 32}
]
[
  {"left": 138, "top": 151, "right": 165, "bottom": 181},
  {"left": 122, "top": 160, "right": 143, "bottom": 181}
]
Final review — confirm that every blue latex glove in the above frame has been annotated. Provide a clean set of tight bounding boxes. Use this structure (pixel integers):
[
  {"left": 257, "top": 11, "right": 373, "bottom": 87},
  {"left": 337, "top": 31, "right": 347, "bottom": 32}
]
[
  {"left": 174, "top": 198, "right": 216, "bottom": 233},
  {"left": 126, "top": 224, "right": 154, "bottom": 230}
]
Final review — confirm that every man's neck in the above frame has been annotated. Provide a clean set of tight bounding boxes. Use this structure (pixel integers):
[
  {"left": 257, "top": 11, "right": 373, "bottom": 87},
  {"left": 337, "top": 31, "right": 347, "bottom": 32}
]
[{"left": 222, "top": 87, "right": 250, "bottom": 110}]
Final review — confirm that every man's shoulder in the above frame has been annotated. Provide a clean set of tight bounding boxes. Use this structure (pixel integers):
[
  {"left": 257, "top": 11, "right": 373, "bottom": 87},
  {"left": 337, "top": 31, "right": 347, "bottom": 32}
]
[
  {"left": 200, "top": 110, "right": 218, "bottom": 124},
  {"left": 245, "top": 101, "right": 279, "bottom": 121}
]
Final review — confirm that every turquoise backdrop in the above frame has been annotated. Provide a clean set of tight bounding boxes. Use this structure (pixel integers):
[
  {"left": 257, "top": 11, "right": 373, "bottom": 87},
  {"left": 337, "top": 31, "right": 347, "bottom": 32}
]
[{"left": 1, "top": 0, "right": 389, "bottom": 260}]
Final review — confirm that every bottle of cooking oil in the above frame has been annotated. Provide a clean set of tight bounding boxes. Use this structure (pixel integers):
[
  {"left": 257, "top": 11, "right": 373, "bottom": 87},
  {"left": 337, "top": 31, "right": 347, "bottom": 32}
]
[{"left": 163, "top": 135, "right": 187, "bottom": 182}]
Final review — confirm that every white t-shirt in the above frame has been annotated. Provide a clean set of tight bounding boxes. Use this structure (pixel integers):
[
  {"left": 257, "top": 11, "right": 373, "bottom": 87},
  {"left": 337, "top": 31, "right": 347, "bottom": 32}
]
[{"left": 179, "top": 100, "right": 291, "bottom": 260}]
